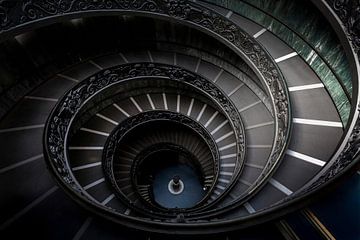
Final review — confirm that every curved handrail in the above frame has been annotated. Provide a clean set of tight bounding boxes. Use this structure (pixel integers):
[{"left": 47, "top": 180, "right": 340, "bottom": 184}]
[
  {"left": 44, "top": 62, "right": 248, "bottom": 222},
  {"left": 207, "top": 0, "right": 352, "bottom": 101},
  {"left": 202, "top": 0, "right": 351, "bottom": 124},
  {"left": 103, "top": 111, "right": 220, "bottom": 214}
]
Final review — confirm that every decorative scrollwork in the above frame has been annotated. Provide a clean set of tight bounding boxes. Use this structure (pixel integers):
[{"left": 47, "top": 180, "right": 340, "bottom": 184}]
[
  {"left": 45, "top": 62, "right": 246, "bottom": 215},
  {"left": 0, "top": 0, "right": 15, "bottom": 29},
  {"left": 20, "top": 0, "right": 161, "bottom": 22},
  {"left": 102, "top": 110, "right": 220, "bottom": 214},
  {"left": 163, "top": 0, "right": 191, "bottom": 19},
  {"left": 329, "top": 0, "right": 360, "bottom": 56}
]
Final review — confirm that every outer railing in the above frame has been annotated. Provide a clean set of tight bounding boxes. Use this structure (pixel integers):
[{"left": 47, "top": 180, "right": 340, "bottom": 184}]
[
  {"left": 230, "top": 1, "right": 360, "bottom": 229},
  {"left": 203, "top": 0, "right": 352, "bottom": 124},
  {"left": 190, "top": 0, "right": 360, "bottom": 226},
  {"left": 291, "top": 0, "right": 360, "bottom": 197}
]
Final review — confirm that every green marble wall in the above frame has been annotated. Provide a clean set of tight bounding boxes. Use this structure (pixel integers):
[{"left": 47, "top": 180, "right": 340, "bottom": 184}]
[{"left": 205, "top": 0, "right": 352, "bottom": 124}]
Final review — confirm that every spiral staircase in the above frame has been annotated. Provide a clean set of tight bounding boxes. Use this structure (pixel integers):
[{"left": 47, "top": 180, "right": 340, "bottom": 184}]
[{"left": 0, "top": 0, "right": 359, "bottom": 239}]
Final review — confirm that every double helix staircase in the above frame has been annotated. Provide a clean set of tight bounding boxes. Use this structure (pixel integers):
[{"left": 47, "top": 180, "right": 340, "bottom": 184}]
[{"left": 0, "top": 0, "right": 358, "bottom": 239}]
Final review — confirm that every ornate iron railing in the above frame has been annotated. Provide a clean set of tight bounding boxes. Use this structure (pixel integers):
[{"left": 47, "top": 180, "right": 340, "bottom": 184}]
[
  {"left": 13, "top": 0, "right": 359, "bottom": 233},
  {"left": 45, "top": 62, "right": 250, "bottom": 221},
  {"left": 103, "top": 110, "right": 221, "bottom": 213}
]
